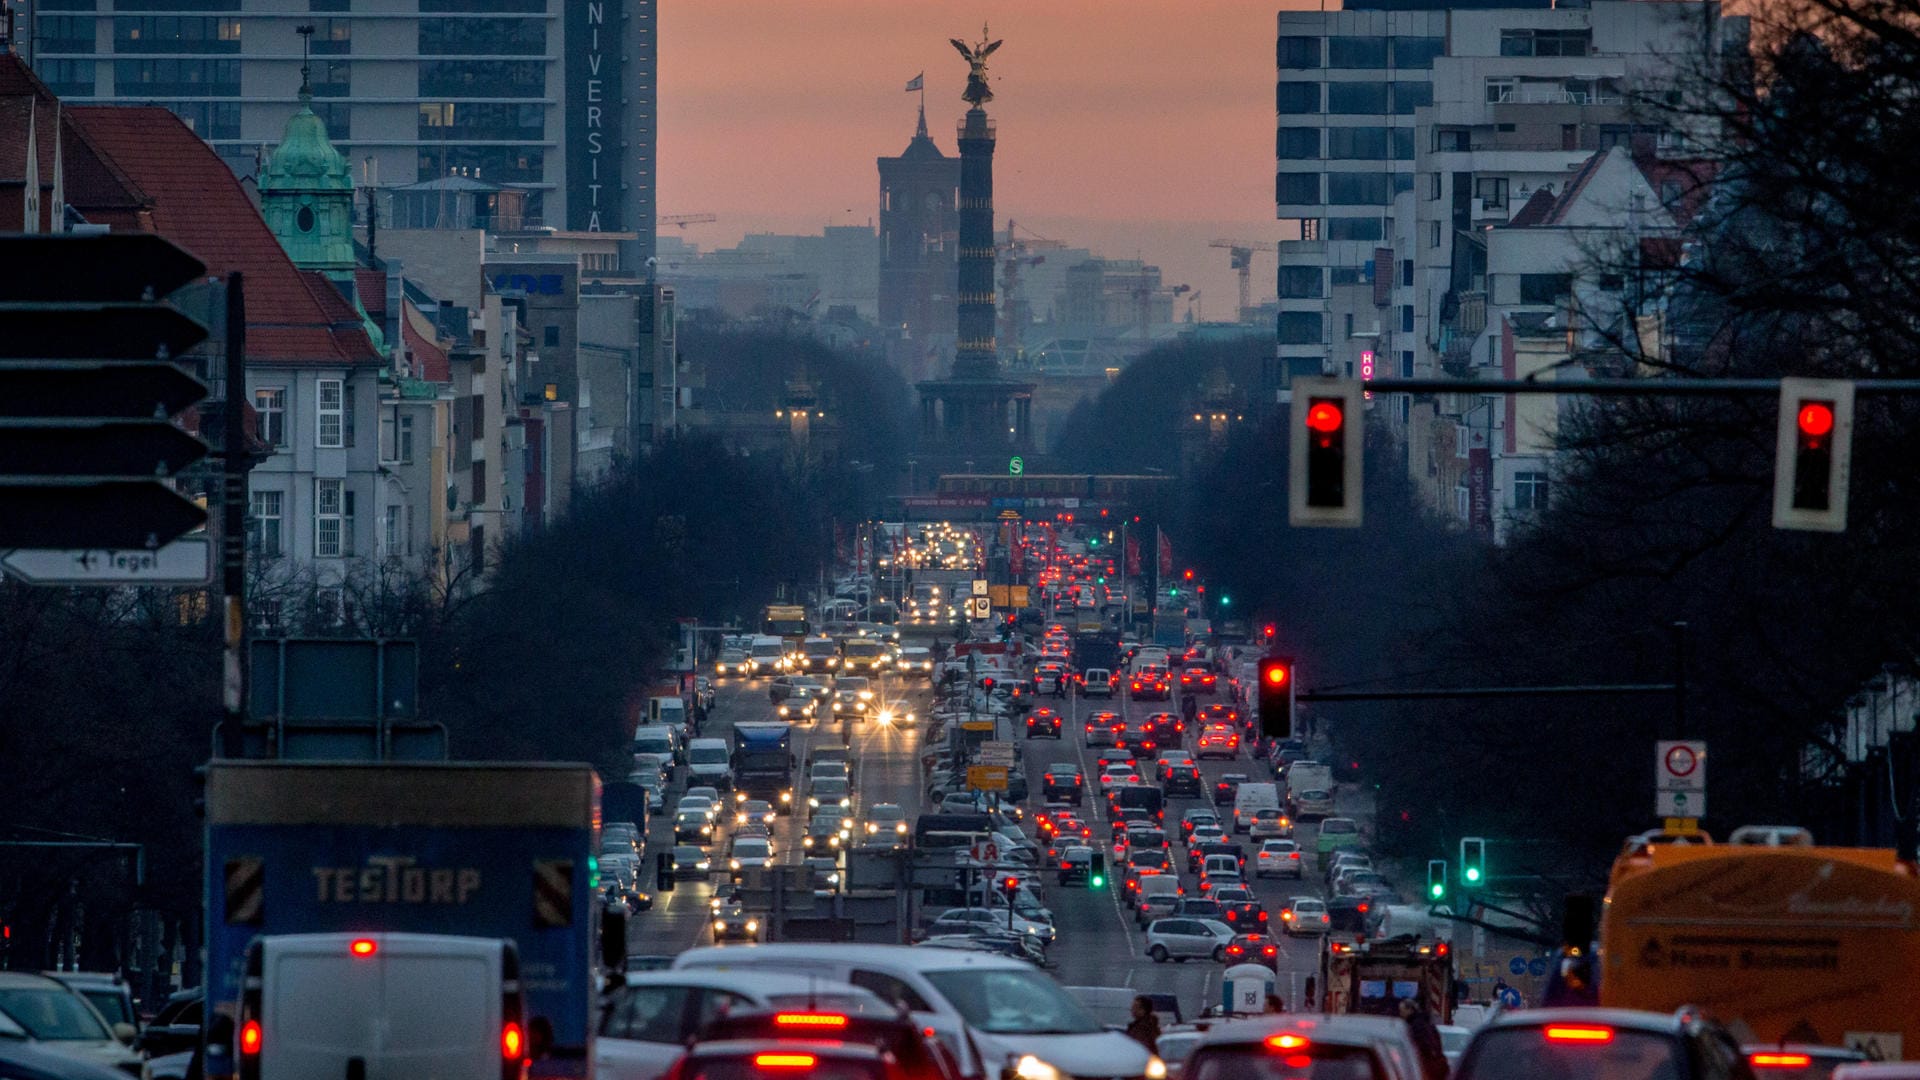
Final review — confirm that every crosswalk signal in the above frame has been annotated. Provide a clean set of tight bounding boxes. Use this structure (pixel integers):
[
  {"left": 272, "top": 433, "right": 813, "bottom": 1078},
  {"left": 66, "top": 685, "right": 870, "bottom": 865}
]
[
  {"left": 1427, "top": 860, "right": 1447, "bottom": 901},
  {"left": 1257, "top": 656, "right": 1296, "bottom": 739},
  {"left": 1460, "top": 837, "right": 1486, "bottom": 887},
  {"left": 1288, "top": 377, "right": 1365, "bottom": 528},
  {"left": 1089, "top": 850, "right": 1107, "bottom": 888},
  {"left": 1772, "top": 377, "right": 1854, "bottom": 532}
]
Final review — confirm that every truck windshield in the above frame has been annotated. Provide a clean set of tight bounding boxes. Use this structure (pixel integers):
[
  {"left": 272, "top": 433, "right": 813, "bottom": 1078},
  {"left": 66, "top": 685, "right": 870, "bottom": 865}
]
[{"left": 845, "top": 642, "right": 883, "bottom": 657}]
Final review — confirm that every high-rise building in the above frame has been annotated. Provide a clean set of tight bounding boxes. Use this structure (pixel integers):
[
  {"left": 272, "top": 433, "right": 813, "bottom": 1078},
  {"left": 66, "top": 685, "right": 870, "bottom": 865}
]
[
  {"left": 877, "top": 103, "right": 959, "bottom": 379},
  {"left": 16, "top": 0, "right": 655, "bottom": 270}
]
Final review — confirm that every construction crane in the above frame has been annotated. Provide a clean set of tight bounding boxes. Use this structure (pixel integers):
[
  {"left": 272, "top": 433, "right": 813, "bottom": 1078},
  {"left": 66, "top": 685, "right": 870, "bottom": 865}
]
[
  {"left": 659, "top": 212, "right": 718, "bottom": 229},
  {"left": 1209, "top": 238, "right": 1280, "bottom": 319}
]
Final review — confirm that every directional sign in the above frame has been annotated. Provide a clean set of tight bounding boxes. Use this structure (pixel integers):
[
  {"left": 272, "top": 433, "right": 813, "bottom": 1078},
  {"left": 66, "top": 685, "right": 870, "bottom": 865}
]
[
  {"left": 967, "top": 765, "right": 1008, "bottom": 792},
  {"left": 1508, "top": 957, "right": 1528, "bottom": 976},
  {"left": 0, "top": 234, "right": 212, "bottom": 552},
  {"left": 977, "top": 741, "right": 1016, "bottom": 767},
  {"left": 2, "top": 537, "right": 212, "bottom": 586}
]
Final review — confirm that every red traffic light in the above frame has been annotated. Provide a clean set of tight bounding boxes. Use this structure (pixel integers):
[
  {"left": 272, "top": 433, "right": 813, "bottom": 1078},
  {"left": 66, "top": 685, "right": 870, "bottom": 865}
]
[
  {"left": 1263, "top": 624, "right": 1276, "bottom": 638},
  {"left": 1798, "top": 402, "right": 1835, "bottom": 438},
  {"left": 1003, "top": 876, "right": 1020, "bottom": 890},
  {"left": 1264, "top": 664, "right": 1289, "bottom": 686},
  {"left": 1305, "top": 401, "right": 1345, "bottom": 433},
  {"left": 1183, "top": 568, "right": 1195, "bottom": 581}
]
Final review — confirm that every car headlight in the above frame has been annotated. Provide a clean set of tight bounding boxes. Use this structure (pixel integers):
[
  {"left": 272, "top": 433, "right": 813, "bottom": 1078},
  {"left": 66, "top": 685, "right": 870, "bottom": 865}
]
[
  {"left": 829, "top": 835, "right": 841, "bottom": 847},
  {"left": 730, "top": 859, "right": 741, "bottom": 870},
  {"left": 839, "top": 798, "right": 851, "bottom": 808},
  {"left": 701, "top": 824, "right": 712, "bottom": 834},
  {"left": 803, "top": 836, "right": 815, "bottom": 848},
  {"left": 809, "top": 797, "right": 820, "bottom": 808},
  {"left": 780, "top": 792, "right": 792, "bottom": 803},
  {"left": 1013, "top": 1056, "right": 1061, "bottom": 1080},
  {"left": 859, "top": 690, "right": 873, "bottom": 701},
  {"left": 1146, "top": 1058, "right": 1168, "bottom": 1080},
  {"left": 697, "top": 860, "right": 710, "bottom": 869},
  {"left": 745, "top": 920, "right": 758, "bottom": 933},
  {"left": 896, "top": 822, "right": 909, "bottom": 834}
]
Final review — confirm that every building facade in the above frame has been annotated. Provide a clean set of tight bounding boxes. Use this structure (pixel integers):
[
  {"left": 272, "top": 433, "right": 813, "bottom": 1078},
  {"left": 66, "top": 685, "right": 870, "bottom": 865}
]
[{"left": 19, "top": 0, "right": 655, "bottom": 269}]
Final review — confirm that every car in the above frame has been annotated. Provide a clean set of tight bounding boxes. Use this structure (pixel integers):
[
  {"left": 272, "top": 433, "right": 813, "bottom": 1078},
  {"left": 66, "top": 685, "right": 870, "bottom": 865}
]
[
  {"left": 1179, "top": 808, "right": 1221, "bottom": 838},
  {"left": 596, "top": 970, "right": 890, "bottom": 1080},
  {"left": 775, "top": 694, "right": 820, "bottom": 722},
  {"left": 1325, "top": 851, "right": 1374, "bottom": 887},
  {"left": 1292, "top": 787, "right": 1337, "bottom": 821},
  {"left": 1183, "top": 1014, "right": 1426, "bottom": 1080},
  {"left": 1195, "top": 723, "right": 1240, "bottom": 759},
  {"left": 863, "top": 803, "right": 910, "bottom": 847},
  {"left": 1455, "top": 1007, "right": 1753, "bottom": 1080},
  {"left": 1179, "top": 668, "right": 1218, "bottom": 695},
  {"left": 1317, "top": 816, "right": 1364, "bottom": 858},
  {"left": 695, "top": 1008, "right": 964, "bottom": 1080},
  {"left": 1189, "top": 840, "right": 1246, "bottom": 876},
  {"left": 809, "top": 777, "right": 854, "bottom": 814},
  {"left": 1135, "top": 875, "right": 1184, "bottom": 925},
  {"left": 1280, "top": 896, "right": 1331, "bottom": 935},
  {"left": 1198, "top": 867, "right": 1244, "bottom": 894},
  {"left": 1198, "top": 703, "right": 1241, "bottom": 728},
  {"left": 677, "top": 793, "right": 719, "bottom": 820},
  {"left": 833, "top": 677, "right": 875, "bottom": 718},
  {"left": 1057, "top": 845, "right": 1096, "bottom": 887},
  {"left": 735, "top": 798, "right": 777, "bottom": 827},
  {"left": 1025, "top": 707, "right": 1064, "bottom": 739},
  {"left": 1146, "top": 715, "right": 1186, "bottom": 748},
  {"left": 712, "top": 906, "right": 761, "bottom": 943},
  {"left": 1164, "top": 764, "right": 1203, "bottom": 798},
  {"left": 1739, "top": 1046, "right": 1872, "bottom": 1080},
  {"left": 1222, "top": 933, "right": 1279, "bottom": 963},
  {"left": 670, "top": 844, "right": 711, "bottom": 878},
  {"left": 1033, "top": 663, "right": 1071, "bottom": 695},
  {"left": 1257, "top": 839, "right": 1305, "bottom": 878},
  {"left": 1144, "top": 917, "right": 1235, "bottom": 963},
  {"left": 897, "top": 646, "right": 937, "bottom": 676},
  {"left": 1213, "top": 773, "right": 1248, "bottom": 806},
  {"left": 1214, "top": 888, "right": 1269, "bottom": 930},
  {"left": 1129, "top": 668, "right": 1171, "bottom": 701},
  {"left": 673, "top": 809, "right": 716, "bottom": 844},
  {"left": 1170, "top": 897, "right": 1226, "bottom": 922},
  {"left": 1122, "top": 850, "right": 1174, "bottom": 894},
  {"left": 1098, "top": 763, "right": 1141, "bottom": 792},
  {"left": 1085, "top": 711, "right": 1123, "bottom": 747},
  {"left": 1041, "top": 764, "right": 1084, "bottom": 802},
  {"left": 1248, "top": 807, "right": 1294, "bottom": 840},
  {"left": 924, "top": 907, "right": 1055, "bottom": 945},
  {"left": 0, "top": 972, "right": 145, "bottom": 1077},
  {"left": 1188, "top": 824, "right": 1227, "bottom": 847},
  {"left": 1083, "top": 668, "right": 1115, "bottom": 697},
  {"left": 0, "top": 1041, "right": 134, "bottom": 1080},
  {"left": 728, "top": 836, "right": 773, "bottom": 875},
  {"left": 40, "top": 973, "right": 136, "bottom": 1039}
]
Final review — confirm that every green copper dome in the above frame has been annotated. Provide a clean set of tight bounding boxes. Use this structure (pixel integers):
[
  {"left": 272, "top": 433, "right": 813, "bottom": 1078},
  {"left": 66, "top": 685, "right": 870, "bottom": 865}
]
[{"left": 261, "top": 88, "right": 357, "bottom": 272}]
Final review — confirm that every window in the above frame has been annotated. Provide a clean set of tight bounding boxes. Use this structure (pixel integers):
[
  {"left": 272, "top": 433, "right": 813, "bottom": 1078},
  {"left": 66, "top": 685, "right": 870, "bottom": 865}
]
[
  {"left": 1327, "top": 172, "right": 1391, "bottom": 205},
  {"left": 472, "top": 460, "right": 487, "bottom": 500},
  {"left": 161, "top": 100, "right": 240, "bottom": 139},
  {"left": 418, "top": 101, "right": 544, "bottom": 141},
  {"left": 1330, "top": 268, "right": 1365, "bottom": 287},
  {"left": 1277, "top": 312, "right": 1323, "bottom": 345},
  {"left": 342, "top": 488, "right": 357, "bottom": 557},
  {"left": 598, "top": 985, "right": 690, "bottom": 1043},
  {"left": 1519, "top": 273, "right": 1573, "bottom": 304},
  {"left": 380, "top": 407, "right": 397, "bottom": 463},
  {"left": 384, "top": 505, "right": 402, "bottom": 556},
  {"left": 40, "top": 15, "right": 96, "bottom": 52},
  {"left": 1278, "top": 266, "right": 1323, "bottom": 299},
  {"left": 248, "top": 490, "right": 282, "bottom": 557},
  {"left": 1430, "top": 222, "right": 1442, "bottom": 249},
  {"left": 1274, "top": 172, "right": 1319, "bottom": 205},
  {"left": 1401, "top": 259, "right": 1413, "bottom": 287},
  {"left": 1326, "top": 216, "right": 1384, "bottom": 242},
  {"left": 693, "top": 990, "right": 752, "bottom": 1033},
  {"left": 1434, "top": 128, "right": 1469, "bottom": 152},
  {"left": 316, "top": 378, "right": 343, "bottom": 447},
  {"left": 1275, "top": 82, "right": 1318, "bottom": 113},
  {"left": 471, "top": 394, "right": 486, "bottom": 438},
  {"left": 418, "top": 16, "right": 544, "bottom": 55},
  {"left": 1401, "top": 304, "right": 1414, "bottom": 332},
  {"left": 1344, "top": 313, "right": 1355, "bottom": 338},
  {"left": 848, "top": 971, "right": 932, "bottom": 1013},
  {"left": 113, "top": 15, "right": 241, "bottom": 52},
  {"left": 1327, "top": 127, "right": 1389, "bottom": 160},
  {"left": 543, "top": 325, "right": 559, "bottom": 347},
  {"left": 1486, "top": 77, "right": 1517, "bottom": 103},
  {"left": 1276, "top": 36, "right": 1319, "bottom": 69},
  {"left": 309, "top": 16, "right": 349, "bottom": 52},
  {"left": 417, "top": 146, "right": 545, "bottom": 185},
  {"left": 1513, "top": 471, "right": 1549, "bottom": 511},
  {"left": 1328, "top": 82, "right": 1388, "bottom": 114},
  {"left": 315, "top": 479, "right": 343, "bottom": 558},
  {"left": 254, "top": 387, "right": 286, "bottom": 447},
  {"left": 1475, "top": 176, "right": 1509, "bottom": 210},
  {"left": 343, "top": 381, "right": 356, "bottom": 446},
  {"left": 36, "top": 59, "right": 94, "bottom": 96},
  {"left": 1392, "top": 81, "right": 1431, "bottom": 114},
  {"left": 112, "top": 58, "right": 239, "bottom": 96},
  {"left": 1429, "top": 172, "right": 1442, "bottom": 200},
  {"left": 310, "top": 58, "right": 350, "bottom": 97},
  {"left": 1276, "top": 127, "right": 1320, "bottom": 160},
  {"left": 1328, "top": 36, "right": 1388, "bottom": 69},
  {"left": 399, "top": 414, "right": 415, "bottom": 464},
  {"left": 1500, "top": 29, "right": 1590, "bottom": 57},
  {"left": 310, "top": 102, "right": 350, "bottom": 137},
  {"left": 1391, "top": 37, "right": 1444, "bottom": 69},
  {"left": 419, "top": 59, "right": 544, "bottom": 97},
  {"left": 1392, "top": 129, "right": 1415, "bottom": 160},
  {"left": 1401, "top": 350, "right": 1414, "bottom": 378}
]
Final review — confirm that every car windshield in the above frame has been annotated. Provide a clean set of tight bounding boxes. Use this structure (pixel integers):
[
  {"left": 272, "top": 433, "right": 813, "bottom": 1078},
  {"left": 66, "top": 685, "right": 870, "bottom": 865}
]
[
  {"left": 922, "top": 968, "right": 1104, "bottom": 1035},
  {"left": 1323, "top": 820, "right": 1358, "bottom": 835},
  {"left": 815, "top": 779, "right": 849, "bottom": 797},
  {"left": 79, "top": 990, "right": 133, "bottom": 1026},
  {"left": 1189, "top": 1044, "right": 1387, "bottom": 1080},
  {"left": 1462, "top": 1029, "right": 1684, "bottom": 1080},
  {"left": 0, "top": 988, "right": 112, "bottom": 1040},
  {"left": 689, "top": 746, "right": 729, "bottom": 764}
]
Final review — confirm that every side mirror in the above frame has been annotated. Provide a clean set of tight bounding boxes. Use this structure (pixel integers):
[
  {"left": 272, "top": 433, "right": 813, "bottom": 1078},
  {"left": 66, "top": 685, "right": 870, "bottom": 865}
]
[{"left": 112, "top": 1022, "right": 138, "bottom": 1045}]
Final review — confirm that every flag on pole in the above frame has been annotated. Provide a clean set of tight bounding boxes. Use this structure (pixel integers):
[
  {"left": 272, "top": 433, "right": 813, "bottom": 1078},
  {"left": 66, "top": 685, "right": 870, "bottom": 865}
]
[
  {"left": 905, "top": 73, "right": 924, "bottom": 92},
  {"left": 1157, "top": 527, "right": 1174, "bottom": 578}
]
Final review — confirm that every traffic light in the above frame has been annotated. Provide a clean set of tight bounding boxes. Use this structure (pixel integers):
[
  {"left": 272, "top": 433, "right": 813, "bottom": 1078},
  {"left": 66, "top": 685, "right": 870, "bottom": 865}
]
[
  {"left": 1263, "top": 624, "right": 1277, "bottom": 641},
  {"left": 1002, "top": 876, "right": 1021, "bottom": 903},
  {"left": 1773, "top": 377, "right": 1854, "bottom": 532},
  {"left": 1288, "top": 377, "right": 1365, "bottom": 528},
  {"left": 1427, "top": 860, "right": 1447, "bottom": 901},
  {"left": 1460, "top": 837, "right": 1486, "bottom": 887},
  {"left": 1183, "top": 568, "right": 1195, "bottom": 582},
  {"left": 1257, "top": 656, "right": 1296, "bottom": 739},
  {"left": 0, "top": 234, "right": 214, "bottom": 550},
  {"left": 1089, "top": 850, "right": 1107, "bottom": 888}
]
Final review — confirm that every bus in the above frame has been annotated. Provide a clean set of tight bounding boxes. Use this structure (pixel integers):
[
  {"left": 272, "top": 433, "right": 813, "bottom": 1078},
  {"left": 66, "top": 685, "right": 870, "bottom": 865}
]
[
  {"left": 760, "top": 604, "right": 810, "bottom": 643},
  {"left": 1599, "top": 825, "right": 1919, "bottom": 1058}
]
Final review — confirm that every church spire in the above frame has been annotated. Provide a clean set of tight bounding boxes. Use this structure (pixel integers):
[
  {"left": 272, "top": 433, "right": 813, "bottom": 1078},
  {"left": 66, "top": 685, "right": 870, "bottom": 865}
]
[{"left": 915, "top": 98, "right": 928, "bottom": 139}]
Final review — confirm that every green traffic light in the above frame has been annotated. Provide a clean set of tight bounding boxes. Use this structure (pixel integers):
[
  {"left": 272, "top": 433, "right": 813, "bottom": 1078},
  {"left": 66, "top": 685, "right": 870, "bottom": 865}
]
[
  {"left": 1465, "top": 867, "right": 1482, "bottom": 883},
  {"left": 1091, "top": 874, "right": 1105, "bottom": 888},
  {"left": 1220, "top": 596, "right": 1231, "bottom": 606},
  {"left": 1429, "top": 883, "right": 1445, "bottom": 899}
]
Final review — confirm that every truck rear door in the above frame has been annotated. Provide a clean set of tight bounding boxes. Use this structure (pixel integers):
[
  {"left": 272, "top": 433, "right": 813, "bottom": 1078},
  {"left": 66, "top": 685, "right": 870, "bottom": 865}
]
[
  {"left": 263, "top": 939, "right": 383, "bottom": 1080},
  {"left": 379, "top": 941, "right": 495, "bottom": 1080}
]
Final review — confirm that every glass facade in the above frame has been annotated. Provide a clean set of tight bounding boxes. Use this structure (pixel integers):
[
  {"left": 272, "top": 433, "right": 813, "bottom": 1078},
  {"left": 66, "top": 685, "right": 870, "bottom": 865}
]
[
  {"left": 161, "top": 99, "right": 240, "bottom": 138},
  {"left": 1328, "top": 36, "right": 1388, "bottom": 68},
  {"left": 1276, "top": 36, "right": 1319, "bottom": 69},
  {"left": 1275, "top": 172, "right": 1320, "bottom": 205},
  {"left": 1392, "top": 81, "right": 1432, "bottom": 113},
  {"left": 418, "top": 101, "right": 545, "bottom": 141},
  {"left": 419, "top": 59, "right": 544, "bottom": 97},
  {"left": 114, "top": 58, "right": 239, "bottom": 95},
  {"left": 39, "top": 15, "right": 96, "bottom": 53},
  {"left": 420, "top": 0, "right": 547, "bottom": 12},
  {"left": 1327, "top": 217, "right": 1385, "bottom": 241},
  {"left": 1327, "top": 172, "right": 1394, "bottom": 204},
  {"left": 1391, "top": 36, "right": 1445, "bottom": 68},
  {"left": 1328, "top": 82, "right": 1389, "bottom": 114},
  {"left": 1277, "top": 127, "right": 1320, "bottom": 159},
  {"left": 1277, "top": 311, "right": 1324, "bottom": 345},
  {"left": 1276, "top": 81, "right": 1319, "bottom": 113},
  {"left": 417, "top": 145, "right": 544, "bottom": 184},
  {"left": 114, "top": 16, "right": 242, "bottom": 52},
  {"left": 1327, "top": 127, "right": 1391, "bottom": 160},
  {"left": 37, "top": 58, "right": 94, "bottom": 95},
  {"left": 419, "top": 17, "right": 545, "bottom": 54},
  {"left": 1279, "top": 266, "right": 1324, "bottom": 299}
]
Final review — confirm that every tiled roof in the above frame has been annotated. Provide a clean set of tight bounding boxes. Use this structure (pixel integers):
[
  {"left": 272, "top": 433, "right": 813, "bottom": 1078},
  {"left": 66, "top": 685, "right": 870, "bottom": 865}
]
[
  {"left": 0, "top": 57, "right": 62, "bottom": 230},
  {"left": 355, "top": 267, "right": 388, "bottom": 323},
  {"left": 1507, "top": 187, "right": 1558, "bottom": 228},
  {"left": 66, "top": 105, "right": 380, "bottom": 368},
  {"left": 1545, "top": 151, "right": 1608, "bottom": 226},
  {"left": 402, "top": 300, "right": 451, "bottom": 383},
  {"left": 0, "top": 95, "right": 34, "bottom": 183}
]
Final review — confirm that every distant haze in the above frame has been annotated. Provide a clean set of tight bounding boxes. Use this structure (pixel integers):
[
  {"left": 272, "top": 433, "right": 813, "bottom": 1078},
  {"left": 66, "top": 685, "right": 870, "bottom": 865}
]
[{"left": 659, "top": 0, "right": 1302, "bottom": 317}]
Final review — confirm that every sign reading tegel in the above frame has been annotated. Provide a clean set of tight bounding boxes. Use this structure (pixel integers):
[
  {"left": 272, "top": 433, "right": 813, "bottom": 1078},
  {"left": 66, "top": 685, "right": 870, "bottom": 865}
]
[
  {"left": 1656, "top": 740, "right": 1707, "bottom": 793},
  {"left": 1, "top": 537, "right": 212, "bottom": 586},
  {"left": 977, "top": 741, "right": 1015, "bottom": 767}
]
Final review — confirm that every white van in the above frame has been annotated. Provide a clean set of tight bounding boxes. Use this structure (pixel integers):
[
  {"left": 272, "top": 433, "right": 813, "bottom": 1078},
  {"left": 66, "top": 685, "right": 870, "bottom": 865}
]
[
  {"left": 746, "top": 635, "right": 787, "bottom": 675},
  {"left": 597, "top": 969, "right": 889, "bottom": 1080},
  {"left": 673, "top": 943, "right": 1156, "bottom": 1080},
  {"left": 683, "top": 737, "right": 732, "bottom": 790},
  {"left": 1232, "top": 781, "right": 1281, "bottom": 832},
  {"left": 1082, "top": 668, "right": 1114, "bottom": 697},
  {"left": 647, "top": 695, "right": 688, "bottom": 729},
  {"left": 630, "top": 725, "right": 677, "bottom": 761},
  {"left": 240, "top": 932, "right": 524, "bottom": 1080}
]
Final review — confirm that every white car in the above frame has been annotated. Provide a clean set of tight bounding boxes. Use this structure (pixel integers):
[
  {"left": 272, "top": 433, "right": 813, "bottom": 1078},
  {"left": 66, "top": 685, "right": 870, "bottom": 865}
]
[
  {"left": 1144, "top": 917, "right": 1235, "bottom": 962},
  {"left": 676, "top": 794, "right": 717, "bottom": 820},
  {"left": 1249, "top": 808, "right": 1294, "bottom": 840},
  {"left": 1256, "top": 839, "right": 1305, "bottom": 879},
  {"left": 1281, "top": 896, "right": 1331, "bottom": 936},
  {"left": 1188, "top": 824, "right": 1227, "bottom": 847},
  {"left": 1098, "top": 763, "right": 1141, "bottom": 793},
  {"left": 727, "top": 836, "right": 773, "bottom": 873},
  {"left": 926, "top": 907, "right": 1055, "bottom": 945},
  {"left": 863, "top": 802, "right": 909, "bottom": 846}
]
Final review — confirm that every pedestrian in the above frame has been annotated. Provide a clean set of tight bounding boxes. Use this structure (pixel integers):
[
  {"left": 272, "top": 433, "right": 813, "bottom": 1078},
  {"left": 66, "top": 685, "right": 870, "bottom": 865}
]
[
  {"left": 1265, "top": 992, "right": 1287, "bottom": 1014},
  {"left": 1398, "top": 999, "right": 1449, "bottom": 1080},
  {"left": 1124, "top": 995, "right": 1161, "bottom": 1056},
  {"left": 1303, "top": 975, "right": 1317, "bottom": 1012}
]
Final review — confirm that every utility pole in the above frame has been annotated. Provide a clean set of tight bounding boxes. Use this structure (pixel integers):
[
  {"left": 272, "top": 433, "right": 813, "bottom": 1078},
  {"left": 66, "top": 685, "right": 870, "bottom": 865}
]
[
  {"left": 1671, "top": 621, "right": 1688, "bottom": 739},
  {"left": 220, "top": 273, "right": 248, "bottom": 759}
]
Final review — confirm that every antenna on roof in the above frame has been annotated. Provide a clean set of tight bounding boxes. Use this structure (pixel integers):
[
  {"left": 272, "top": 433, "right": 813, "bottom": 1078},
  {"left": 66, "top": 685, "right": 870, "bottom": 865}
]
[{"left": 294, "top": 24, "right": 315, "bottom": 97}]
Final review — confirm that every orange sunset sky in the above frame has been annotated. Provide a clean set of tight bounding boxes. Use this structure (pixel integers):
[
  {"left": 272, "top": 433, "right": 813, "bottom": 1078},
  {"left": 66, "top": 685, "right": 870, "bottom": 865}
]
[{"left": 657, "top": 0, "right": 1300, "bottom": 317}]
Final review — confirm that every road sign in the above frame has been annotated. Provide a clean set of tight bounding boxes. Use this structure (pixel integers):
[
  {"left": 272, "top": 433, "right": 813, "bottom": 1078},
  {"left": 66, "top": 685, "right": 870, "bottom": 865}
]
[
  {"left": 1, "top": 537, "right": 212, "bottom": 586},
  {"left": 960, "top": 719, "right": 996, "bottom": 732},
  {"left": 1656, "top": 741, "right": 1706, "bottom": 818},
  {"left": 0, "top": 234, "right": 213, "bottom": 551},
  {"left": 1657, "top": 790, "right": 1705, "bottom": 817},
  {"left": 1009, "top": 456, "right": 1024, "bottom": 476},
  {"left": 967, "top": 765, "right": 1008, "bottom": 792},
  {"left": 977, "top": 741, "right": 1016, "bottom": 767},
  {"left": 972, "top": 579, "right": 990, "bottom": 596},
  {"left": 966, "top": 596, "right": 991, "bottom": 619},
  {"left": 1508, "top": 957, "right": 1527, "bottom": 976},
  {"left": 1527, "top": 957, "right": 1548, "bottom": 977}
]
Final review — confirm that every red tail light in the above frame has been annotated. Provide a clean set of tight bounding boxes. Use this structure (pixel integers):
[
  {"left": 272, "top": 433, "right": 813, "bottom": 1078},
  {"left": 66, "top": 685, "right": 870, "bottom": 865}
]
[
  {"left": 1544, "top": 1026, "right": 1615, "bottom": 1044},
  {"left": 350, "top": 938, "right": 377, "bottom": 957},
  {"left": 1258, "top": 911, "right": 1269, "bottom": 921},
  {"left": 1752, "top": 1056, "right": 1813, "bottom": 1069},
  {"left": 1266, "top": 1035, "right": 1310, "bottom": 1051},
  {"left": 240, "top": 1020, "right": 263, "bottom": 1056},
  {"left": 774, "top": 1013, "right": 850, "bottom": 1028},
  {"left": 502, "top": 1022, "right": 524, "bottom": 1059},
  {"left": 755, "top": 1054, "right": 820, "bottom": 1069}
]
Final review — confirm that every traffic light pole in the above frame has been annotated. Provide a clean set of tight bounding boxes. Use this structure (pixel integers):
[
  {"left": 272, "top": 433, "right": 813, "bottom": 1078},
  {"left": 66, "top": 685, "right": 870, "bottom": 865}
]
[
  {"left": 1363, "top": 378, "right": 1920, "bottom": 397},
  {"left": 1297, "top": 684, "right": 1674, "bottom": 702},
  {"left": 219, "top": 274, "right": 248, "bottom": 759}
]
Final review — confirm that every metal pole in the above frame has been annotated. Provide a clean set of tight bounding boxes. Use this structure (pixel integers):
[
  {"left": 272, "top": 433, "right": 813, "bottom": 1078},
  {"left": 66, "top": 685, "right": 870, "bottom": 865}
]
[
  {"left": 220, "top": 273, "right": 247, "bottom": 759},
  {"left": 1671, "top": 621, "right": 1689, "bottom": 740},
  {"left": 1297, "top": 683, "right": 1676, "bottom": 703}
]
